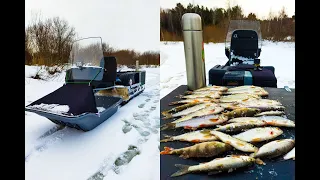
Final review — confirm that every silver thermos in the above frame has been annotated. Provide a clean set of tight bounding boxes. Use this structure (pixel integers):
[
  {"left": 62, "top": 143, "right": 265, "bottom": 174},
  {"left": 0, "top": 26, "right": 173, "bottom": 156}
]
[{"left": 182, "top": 13, "right": 206, "bottom": 90}]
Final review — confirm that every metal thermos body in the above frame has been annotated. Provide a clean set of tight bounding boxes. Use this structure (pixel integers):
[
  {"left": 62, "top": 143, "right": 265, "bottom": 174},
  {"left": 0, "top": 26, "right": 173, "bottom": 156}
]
[{"left": 182, "top": 13, "right": 206, "bottom": 90}]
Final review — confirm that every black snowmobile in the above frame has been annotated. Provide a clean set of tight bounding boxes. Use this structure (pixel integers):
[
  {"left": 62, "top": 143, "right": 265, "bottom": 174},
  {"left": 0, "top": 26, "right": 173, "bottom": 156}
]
[
  {"left": 25, "top": 37, "right": 146, "bottom": 131},
  {"left": 208, "top": 20, "right": 277, "bottom": 87}
]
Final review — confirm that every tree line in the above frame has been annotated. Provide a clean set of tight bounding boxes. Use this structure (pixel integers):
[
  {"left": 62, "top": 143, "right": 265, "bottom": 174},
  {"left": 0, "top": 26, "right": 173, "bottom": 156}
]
[
  {"left": 160, "top": 3, "right": 295, "bottom": 42},
  {"left": 25, "top": 15, "right": 159, "bottom": 66}
]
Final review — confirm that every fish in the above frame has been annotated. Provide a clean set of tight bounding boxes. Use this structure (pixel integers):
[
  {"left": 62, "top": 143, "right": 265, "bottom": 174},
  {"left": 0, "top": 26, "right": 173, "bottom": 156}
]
[
  {"left": 211, "top": 131, "right": 258, "bottom": 152},
  {"left": 247, "top": 106, "right": 286, "bottom": 112},
  {"left": 283, "top": 147, "right": 295, "bottom": 160},
  {"left": 178, "top": 92, "right": 221, "bottom": 99},
  {"left": 172, "top": 104, "right": 224, "bottom": 123},
  {"left": 160, "top": 141, "right": 232, "bottom": 159},
  {"left": 240, "top": 98, "right": 282, "bottom": 106},
  {"left": 233, "top": 127, "right": 283, "bottom": 143},
  {"left": 170, "top": 155, "right": 256, "bottom": 177},
  {"left": 219, "top": 94, "right": 261, "bottom": 103},
  {"left": 169, "top": 98, "right": 219, "bottom": 106},
  {"left": 214, "top": 122, "right": 265, "bottom": 133},
  {"left": 250, "top": 139, "right": 295, "bottom": 159},
  {"left": 185, "top": 90, "right": 224, "bottom": 95},
  {"left": 254, "top": 111, "right": 285, "bottom": 117},
  {"left": 227, "top": 117, "right": 264, "bottom": 124},
  {"left": 220, "top": 100, "right": 284, "bottom": 112},
  {"left": 222, "top": 108, "right": 261, "bottom": 119},
  {"left": 161, "top": 102, "right": 200, "bottom": 117},
  {"left": 193, "top": 85, "right": 228, "bottom": 92},
  {"left": 162, "top": 103, "right": 210, "bottom": 119},
  {"left": 161, "top": 114, "right": 228, "bottom": 131},
  {"left": 160, "top": 129, "right": 218, "bottom": 143},
  {"left": 227, "top": 85, "right": 261, "bottom": 92},
  {"left": 227, "top": 116, "right": 295, "bottom": 128},
  {"left": 224, "top": 86, "right": 269, "bottom": 96},
  {"left": 258, "top": 116, "right": 295, "bottom": 127}
]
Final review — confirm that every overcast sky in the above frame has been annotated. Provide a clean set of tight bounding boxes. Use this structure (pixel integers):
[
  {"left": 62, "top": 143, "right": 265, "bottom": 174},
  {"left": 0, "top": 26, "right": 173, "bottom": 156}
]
[
  {"left": 25, "top": 0, "right": 160, "bottom": 53},
  {"left": 160, "top": 0, "right": 295, "bottom": 19}
]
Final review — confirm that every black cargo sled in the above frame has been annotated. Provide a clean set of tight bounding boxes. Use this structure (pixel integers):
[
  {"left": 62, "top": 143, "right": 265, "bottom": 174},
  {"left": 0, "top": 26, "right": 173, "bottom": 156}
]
[
  {"left": 25, "top": 37, "right": 146, "bottom": 131},
  {"left": 209, "top": 20, "right": 277, "bottom": 87}
]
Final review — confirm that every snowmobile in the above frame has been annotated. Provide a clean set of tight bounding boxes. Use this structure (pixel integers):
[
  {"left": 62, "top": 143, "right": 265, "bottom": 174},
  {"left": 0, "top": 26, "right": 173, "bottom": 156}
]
[
  {"left": 208, "top": 20, "right": 277, "bottom": 87},
  {"left": 25, "top": 37, "right": 146, "bottom": 131}
]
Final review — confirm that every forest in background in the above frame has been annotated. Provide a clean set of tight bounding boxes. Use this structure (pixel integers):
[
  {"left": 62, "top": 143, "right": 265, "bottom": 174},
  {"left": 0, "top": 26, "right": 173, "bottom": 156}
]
[
  {"left": 25, "top": 15, "right": 159, "bottom": 66},
  {"left": 160, "top": 3, "right": 295, "bottom": 42}
]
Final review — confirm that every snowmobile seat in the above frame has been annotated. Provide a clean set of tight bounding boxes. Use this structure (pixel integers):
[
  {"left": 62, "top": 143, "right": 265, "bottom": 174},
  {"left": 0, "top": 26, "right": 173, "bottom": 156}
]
[
  {"left": 230, "top": 30, "right": 261, "bottom": 59},
  {"left": 95, "top": 56, "right": 117, "bottom": 88},
  {"left": 102, "top": 56, "right": 117, "bottom": 82}
]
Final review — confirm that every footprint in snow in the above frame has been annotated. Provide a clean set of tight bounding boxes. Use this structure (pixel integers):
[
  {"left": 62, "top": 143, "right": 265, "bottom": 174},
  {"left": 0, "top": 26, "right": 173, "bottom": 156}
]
[
  {"left": 143, "top": 122, "right": 151, "bottom": 127},
  {"left": 113, "top": 145, "right": 141, "bottom": 174},
  {"left": 145, "top": 126, "right": 158, "bottom": 134},
  {"left": 140, "top": 130, "right": 151, "bottom": 137},
  {"left": 133, "top": 113, "right": 149, "bottom": 122},
  {"left": 87, "top": 172, "right": 104, "bottom": 180},
  {"left": 138, "top": 103, "right": 145, "bottom": 108},
  {"left": 149, "top": 106, "right": 157, "bottom": 111},
  {"left": 122, "top": 122, "right": 132, "bottom": 134},
  {"left": 145, "top": 98, "right": 151, "bottom": 102}
]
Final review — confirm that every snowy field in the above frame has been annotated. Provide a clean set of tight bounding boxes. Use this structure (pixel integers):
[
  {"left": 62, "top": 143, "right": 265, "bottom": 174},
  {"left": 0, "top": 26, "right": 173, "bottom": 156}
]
[
  {"left": 160, "top": 41, "right": 295, "bottom": 99},
  {"left": 25, "top": 65, "right": 160, "bottom": 180}
]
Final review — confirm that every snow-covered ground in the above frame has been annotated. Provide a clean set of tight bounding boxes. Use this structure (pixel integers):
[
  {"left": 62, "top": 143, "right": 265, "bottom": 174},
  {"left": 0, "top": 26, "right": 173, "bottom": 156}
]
[
  {"left": 160, "top": 41, "right": 295, "bottom": 98},
  {"left": 25, "top": 65, "right": 160, "bottom": 180}
]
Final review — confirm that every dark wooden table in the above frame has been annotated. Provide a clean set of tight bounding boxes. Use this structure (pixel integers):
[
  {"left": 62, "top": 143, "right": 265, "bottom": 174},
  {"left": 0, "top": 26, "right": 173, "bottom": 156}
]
[{"left": 160, "top": 85, "right": 295, "bottom": 180}]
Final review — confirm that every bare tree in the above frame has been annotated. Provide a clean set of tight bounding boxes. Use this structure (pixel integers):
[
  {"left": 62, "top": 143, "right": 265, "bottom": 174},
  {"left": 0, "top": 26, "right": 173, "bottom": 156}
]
[
  {"left": 25, "top": 13, "right": 76, "bottom": 66},
  {"left": 102, "top": 42, "right": 114, "bottom": 56}
]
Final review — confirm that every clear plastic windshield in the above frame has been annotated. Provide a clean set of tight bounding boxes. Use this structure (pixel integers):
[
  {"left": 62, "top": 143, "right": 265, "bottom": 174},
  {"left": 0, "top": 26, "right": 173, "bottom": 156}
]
[
  {"left": 69, "top": 37, "right": 104, "bottom": 67},
  {"left": 225, "top": 20, "right": 262, "bottom": 50}
]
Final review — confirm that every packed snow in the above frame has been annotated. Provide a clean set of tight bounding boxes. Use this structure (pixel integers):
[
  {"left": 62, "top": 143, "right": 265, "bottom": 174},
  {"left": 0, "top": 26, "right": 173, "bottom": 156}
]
[
  {"left": 160, "top": 41, "right": 295, "bottom": 98},
  {"left": 25, "top": 65, "right": 160, "bottom": 180},
  {"left": 28, "top": 103, "right": 70, "bottom": 114},
  {"left": 97, "top": 107, "right": 106, "bottom": 113}
]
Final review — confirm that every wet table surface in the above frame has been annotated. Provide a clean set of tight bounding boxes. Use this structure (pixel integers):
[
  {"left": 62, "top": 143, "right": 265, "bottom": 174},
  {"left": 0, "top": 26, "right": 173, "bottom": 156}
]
[{"left": 160, "top": 85, "right": 295, "bottom": 180}]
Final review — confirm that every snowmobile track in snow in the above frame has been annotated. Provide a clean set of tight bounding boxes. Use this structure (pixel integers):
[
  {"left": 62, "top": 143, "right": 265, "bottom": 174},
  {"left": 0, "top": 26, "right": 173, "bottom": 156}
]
[
  {"left": 87, "top": 87, "right": 160, "bottom": 180},
  {"left": 25, "top": 126, "right": 68, "bottom": 162}
]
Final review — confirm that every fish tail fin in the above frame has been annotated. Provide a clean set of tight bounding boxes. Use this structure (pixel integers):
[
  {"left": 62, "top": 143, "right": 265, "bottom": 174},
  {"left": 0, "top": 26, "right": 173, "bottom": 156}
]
[
  {"left": 255, "top": 158, "right": 266, "bottom": 165},
  {"left": 160, "top": 123, "right": 176, "bottom": 131},
  {"left": 160, "top": 146, "right": 174, "bottom": 155},
  {"left": 171, "top": 164, "right": 190, "bottom": 177},
  {"left": 163, "top": 134, "right": 171, "bottom": 138},
  {"left": 176, "top": 95, "right": 184, "bottom": 98},
  {"left": 161, "top": 111, "right": 170, "bottom": 116},
  {"left": 160, "top": 134, "right": 173, "bottom": 142},
  {"left": 161, "top": 115, "right": 172, "bottom": 120},
  {"left": 160, "top": 138, "right": 172, "bottom": 142},
  {"left": 184, "top": 91, "right": 193, "bottom": 95},
  {"left": 169, "top": 101, "right": 182, "bottom": 106}
]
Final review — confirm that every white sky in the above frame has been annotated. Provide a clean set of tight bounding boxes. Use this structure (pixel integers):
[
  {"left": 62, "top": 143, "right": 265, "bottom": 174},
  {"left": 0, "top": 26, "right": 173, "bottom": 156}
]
[
  {"left": 160, "top": 0, "right": 295, "bottom": 19},
  {"left": 25, "top": 0, "right": 160, "bottom": 53}
]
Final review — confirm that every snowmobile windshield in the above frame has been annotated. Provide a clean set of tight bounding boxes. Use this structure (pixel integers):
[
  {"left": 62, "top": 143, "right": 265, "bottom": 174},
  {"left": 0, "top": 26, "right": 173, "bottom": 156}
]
[
  {"left": 225, "top": 20, "right": 262, "bottom": 50},
  {"left": 69, "top": 37, "right": 104, "bottom": 68}
]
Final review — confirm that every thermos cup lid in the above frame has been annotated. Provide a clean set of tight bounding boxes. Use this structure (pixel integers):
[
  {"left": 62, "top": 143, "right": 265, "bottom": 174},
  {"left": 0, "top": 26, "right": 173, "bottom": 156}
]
[{"left": 182, "top": 13, "right": 202, "bottom": 31}]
